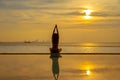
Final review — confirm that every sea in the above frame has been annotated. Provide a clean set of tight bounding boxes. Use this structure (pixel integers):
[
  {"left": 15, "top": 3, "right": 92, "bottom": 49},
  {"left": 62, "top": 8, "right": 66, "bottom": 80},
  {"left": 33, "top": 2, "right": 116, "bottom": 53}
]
[{"left": 0, "top": 42, "right": 120, "bottom": 80}]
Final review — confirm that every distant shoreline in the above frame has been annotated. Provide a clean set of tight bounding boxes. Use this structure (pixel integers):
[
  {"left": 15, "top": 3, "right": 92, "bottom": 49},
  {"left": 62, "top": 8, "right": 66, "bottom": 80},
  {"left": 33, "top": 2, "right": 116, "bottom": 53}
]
[{"left": 0, "top": 42, "right": 120, "bottom": 47}]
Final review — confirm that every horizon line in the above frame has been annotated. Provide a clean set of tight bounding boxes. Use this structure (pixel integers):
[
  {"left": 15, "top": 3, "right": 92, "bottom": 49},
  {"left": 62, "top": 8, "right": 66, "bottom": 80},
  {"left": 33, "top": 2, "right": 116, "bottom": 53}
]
[{"left": 0, "top": 53, "right": 120, "bottom": 55}]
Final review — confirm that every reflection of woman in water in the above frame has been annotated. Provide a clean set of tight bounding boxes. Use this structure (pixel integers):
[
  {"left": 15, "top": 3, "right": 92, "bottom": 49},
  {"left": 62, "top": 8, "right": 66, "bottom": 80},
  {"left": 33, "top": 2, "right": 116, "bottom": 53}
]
[{"left": 52, "top": 58, "right": 59, "bottom": 80}]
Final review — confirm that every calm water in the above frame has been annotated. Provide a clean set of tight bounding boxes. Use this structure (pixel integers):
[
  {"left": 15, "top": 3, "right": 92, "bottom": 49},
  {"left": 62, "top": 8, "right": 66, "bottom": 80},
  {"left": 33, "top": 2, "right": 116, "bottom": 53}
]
[
  {"left": 0, "top": 42, "right": 120, "bottom": 53},
  {"left": 0, "top": 42, "right": 120, "bottom": 80},
  {"left": 0, "top": 55, "right": 120, "bottom": 80}
]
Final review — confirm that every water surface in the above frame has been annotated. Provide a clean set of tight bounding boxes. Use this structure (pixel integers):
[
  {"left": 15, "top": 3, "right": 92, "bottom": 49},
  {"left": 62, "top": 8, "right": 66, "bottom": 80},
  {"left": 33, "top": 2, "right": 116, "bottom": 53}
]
[
  {"left": 0, "top": 55, "right": 119, "bottom": 80},
  {"left": 0, "top": 42, "right": 120, "bottom": 80}
]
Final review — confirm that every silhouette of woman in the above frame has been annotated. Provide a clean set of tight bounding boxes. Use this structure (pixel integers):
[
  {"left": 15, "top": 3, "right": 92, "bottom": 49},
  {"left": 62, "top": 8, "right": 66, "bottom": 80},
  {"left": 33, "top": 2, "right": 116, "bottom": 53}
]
[{"left": 50, "top": 24, "right": 61, "bottom": 58}]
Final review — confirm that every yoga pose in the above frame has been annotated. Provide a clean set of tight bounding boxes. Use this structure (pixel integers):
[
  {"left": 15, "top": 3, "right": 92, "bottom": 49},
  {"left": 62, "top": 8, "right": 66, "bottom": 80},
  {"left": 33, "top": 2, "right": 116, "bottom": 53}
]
[{"left": 50, "top": 24, "right": 62, "bottom": 58}]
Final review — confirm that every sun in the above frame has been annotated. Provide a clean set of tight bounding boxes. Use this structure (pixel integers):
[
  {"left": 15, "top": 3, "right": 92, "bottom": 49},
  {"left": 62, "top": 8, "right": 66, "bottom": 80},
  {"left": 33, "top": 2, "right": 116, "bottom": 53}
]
[
  {"left": 83, "top": 10, "right": 93, "bottom": 16},
  {"left": 83, "top": 9, "right": 93, "bottom": 19}
]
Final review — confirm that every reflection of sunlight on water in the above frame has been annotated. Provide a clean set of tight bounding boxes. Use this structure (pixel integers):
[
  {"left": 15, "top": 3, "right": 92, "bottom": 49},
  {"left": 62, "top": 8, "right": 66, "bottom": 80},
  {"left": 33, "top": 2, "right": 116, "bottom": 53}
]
[
  {"left": 84, "top": 66, "right": 93, "bottom": 76},
  {"left": 81, "top": 47, "right": 95, "bottom": 53},
  {"left": 86, "top": 70, "right": 91, "bottom": 76},
  {"left": 82, "top": 43, "right": 97, "bottom": 47},
  {"left": 61, "top": 55, "right": 120, "bottom": 80},
  {"left": 78, "top": 62, "right": 95, "bottom": 76},
  {"left": 80, "top": 43, "right": 97, "bottom": 53},
  {"left": 80, "top": 62, "right": 94, "bottom": 69}
]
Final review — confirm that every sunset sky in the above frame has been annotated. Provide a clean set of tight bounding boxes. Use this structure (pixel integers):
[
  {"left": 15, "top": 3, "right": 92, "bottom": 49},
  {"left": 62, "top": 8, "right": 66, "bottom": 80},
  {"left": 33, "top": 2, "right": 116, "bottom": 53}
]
[{"left": 0, "top": 0, "right": 120, "bottom": 42}]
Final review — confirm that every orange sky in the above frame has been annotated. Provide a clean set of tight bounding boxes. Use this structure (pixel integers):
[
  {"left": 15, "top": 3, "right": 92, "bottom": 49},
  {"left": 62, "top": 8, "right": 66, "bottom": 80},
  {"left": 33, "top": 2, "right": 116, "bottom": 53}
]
[{"left": 0, "top": 0, "right": 120, "bottom": 42}]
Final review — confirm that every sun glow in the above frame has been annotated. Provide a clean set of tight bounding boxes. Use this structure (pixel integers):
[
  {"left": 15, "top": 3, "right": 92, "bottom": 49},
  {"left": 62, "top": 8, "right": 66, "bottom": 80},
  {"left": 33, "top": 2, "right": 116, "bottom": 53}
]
[
  {"left": 83, "top": 10, "right": 93, "bottom": 19},
  {"left": 84, "top": 16, "right": 91, "bottom": 19},
  {"left": 84, "top": 10, "right": 93, "bottom": 16},
  {"left": 82, "top": 43, "right": 96, "bottom": 47}
]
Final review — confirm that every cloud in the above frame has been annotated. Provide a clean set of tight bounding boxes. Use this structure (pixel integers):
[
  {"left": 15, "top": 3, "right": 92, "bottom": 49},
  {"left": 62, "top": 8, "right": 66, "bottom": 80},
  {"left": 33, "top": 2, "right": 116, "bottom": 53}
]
[
  {"left": 0, "top": 0, "right": 30, "bottom": 9},
  {"left": 48, "top": 10, "right": 120, "bottom": 17},
  {"left": 39, "top": 0, "right": 66, "bottom": 3},
  {"left": 1, "top": 0, "right": 119, "bottom": 17},
  {"left": 45, "top": 11, "right": 84, "bottom": 16},
  {"left": 63, "top": 11, "right": 84, "bottom": 15},
  {"left": 118, "top": 0, "right": 120, "bottom": 3},
  {"left": 91, "top": 11, "right": 120, "bottom": 17},
  {"left": 91, "top": 12, "right": 108, "bottom": 17},
  {"left": 0, "top": 0, "right": 66, "bottom": 10}
]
